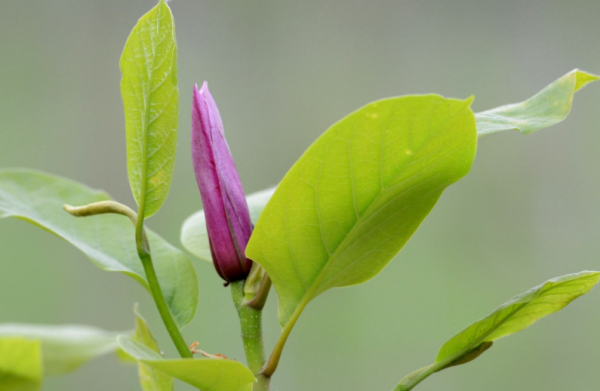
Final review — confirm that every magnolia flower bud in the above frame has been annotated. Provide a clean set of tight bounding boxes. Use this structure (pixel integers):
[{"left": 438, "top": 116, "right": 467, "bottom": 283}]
[{"left": 191, "top": 82, "right": 253, "bottom": 282}]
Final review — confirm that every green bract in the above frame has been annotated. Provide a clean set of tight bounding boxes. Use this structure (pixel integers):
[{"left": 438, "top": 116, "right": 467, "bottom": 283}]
[
  {"left": 475, "top": 69, "right": 600, "bottom": 136},
  {"left": 118, "top": 336, "right": 256, "bottom": 391},
  {"left": 247, "top": 95, "right": 478, "bottom": 328},
  {"left": 395, "top": 271, "right": 600, "bottom": 391},
  {"left": 0, "top": 170, "right": 198, "bottom": 328},
  {"left": 121, "top": 0, "right": 179, "bottom": 218},
  {"left": 181, "top": 187, "right": 277, "bottom": 263}
]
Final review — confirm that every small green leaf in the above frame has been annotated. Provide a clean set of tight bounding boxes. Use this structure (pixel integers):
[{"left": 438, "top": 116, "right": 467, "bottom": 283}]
[
  {"left": 394, "top": 271, "right": 600, "bottom": 391},
  {"left": 121, "top": 0, "right": 179, "bottom": 218},
  {"left": 181, "top": 187, "right": 276, "bottom": 262},
  {"left": 436, "top": 271, "right": 600, "bottom": 362},
  {"left": 246, "top": 95, "right": 477, "bottom": 329},
  {"left": 133, "top": 306, "right": 173, "bottom": 391},
  {"left": 118, "top": 336, "right": 255, "bottom": 391},
  {"left": 0, "top": 169, "right": 198, "bottom": 328},
  {"left": 0, "top": 324, "right": 123, "bottom": 376},
  {"left": 0, "top": 338, "right": 42, "bottom": 391},
  {"left": 475, "top": 69, "right": 600, "bottom": 136}
]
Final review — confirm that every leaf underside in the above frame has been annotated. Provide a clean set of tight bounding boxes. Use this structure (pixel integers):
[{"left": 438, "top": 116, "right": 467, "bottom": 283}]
[
  {"left": 121, "top": 0, "right": 179, "bottom": 218},
  {"left": 0, "top": 169, "right": 198, "bottom": 328},
  {"left": 247, "top": 95, "right": 478, "bottom": 328},
  {"left": 475, "top": 69, "right": 599, "bottom": 136}
]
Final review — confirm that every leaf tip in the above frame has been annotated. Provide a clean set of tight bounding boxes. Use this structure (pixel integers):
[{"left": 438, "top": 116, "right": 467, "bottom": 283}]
[
  {"left": 573, "top": 69, "right": 600, "bottom": 92},
  {"left": 464, "top": 95, "right": 475, "bottom": 106}
]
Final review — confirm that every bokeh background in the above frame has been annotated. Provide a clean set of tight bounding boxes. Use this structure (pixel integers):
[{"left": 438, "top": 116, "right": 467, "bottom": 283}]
[{"left": 2, "top": 0, "right": 600, "bottom": 390}]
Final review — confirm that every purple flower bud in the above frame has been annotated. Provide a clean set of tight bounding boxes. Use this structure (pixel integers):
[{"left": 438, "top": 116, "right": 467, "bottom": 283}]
[{"left": 191, "top": 82, "right": 253, "bottom": 282}]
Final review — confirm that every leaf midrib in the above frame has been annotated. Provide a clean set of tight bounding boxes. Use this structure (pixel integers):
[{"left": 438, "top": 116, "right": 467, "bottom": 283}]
[{"left": 137, "top": 1, "right": 169, "bottom": 218}]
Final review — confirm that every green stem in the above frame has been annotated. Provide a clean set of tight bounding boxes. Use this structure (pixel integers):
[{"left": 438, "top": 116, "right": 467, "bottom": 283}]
[
  {"left": 135, "top": 202, "right": 191, "bottom": 359},
  {"left": 138, "top": 249, "right": 193, "bottom": 359},
  {"left": 394, "top": 341, "right": 494, "bottom": 390},
  {"left": 261, "top": 289, "right": 312, "bottom": 377},
  {"left": 231, "top": 281, "right": 270, "bottom": 391}
]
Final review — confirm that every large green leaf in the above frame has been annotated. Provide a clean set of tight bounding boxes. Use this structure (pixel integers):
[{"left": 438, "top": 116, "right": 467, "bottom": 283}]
[
  {"left": 394, "top": 271, "right": 600, "bottom": 391},
  {"left": 246, "top": 95, "right": 477, "bottom": 328},
  {"left": 475, "top": 69, "right": 599, "bottom": 136},
  {"left": 0, "top": 169, "right": 197, "bottom": 328},
  {"left": 0, "top": 324, "right": 123, "bottom": 377},
  {"left": 121, "top": 0, "right": 179, "bottom": 218},
  {"left": 133, "top": 306, "right": 174, "bottom": 391},
  {"left": 0, "top": 338, "right": 42, "bottom": 391},
  {"left": 181, "top": 187, "right": 277, "bottom": 263},
  {"left": 118, "top": 337, "right": 255, "bottom": 391}
]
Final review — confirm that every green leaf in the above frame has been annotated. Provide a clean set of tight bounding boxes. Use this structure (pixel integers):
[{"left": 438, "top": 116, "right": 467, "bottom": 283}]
[
  {"left": 133, "top": 306, "right": 174, "bottom": 391},
  {"left": 0, "top": 324, "right": 123, "bottom": 377},
  {"left": 394, "top": 271, "right": 600, "bottom": 391},
  {"left": 246, "top": 95, "right": 477, "bottom": 328},
  {"left": 118, "top": 336, "right": 255, "bottom": 391},
  {"left": 475, "top": 69, "right": 600, "bottom": 136},
  {"left": 0, "top": 338, "right": 42, "bottom": 391},
  {"left": 121, "top": 0, "right": 179, "bottom": 218},
  {"left": 181, "top": 187, "right": 276, "bottom": 262},
  {"left": 436, "top": 271, "right": 600, "bottom": 362},
  {"left": 0, "top": 169, "right": 198, "bottom": 328}
]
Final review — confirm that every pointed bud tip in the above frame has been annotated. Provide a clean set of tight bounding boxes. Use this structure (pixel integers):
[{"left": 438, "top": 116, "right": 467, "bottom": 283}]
[
  {"left": 192, "top": 83, "right": 200, "bottom": 100},
  {"left": 199, "top": 81, "right": 209, "bottom": 95}
]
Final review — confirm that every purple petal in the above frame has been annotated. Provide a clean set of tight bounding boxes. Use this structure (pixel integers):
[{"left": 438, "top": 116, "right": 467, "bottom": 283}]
[
  {"left": 191, "top": 83, "right": 252, "bottom": 281},
  {"left": 199, "top": 81, "right": 226, "bottom": 139}
]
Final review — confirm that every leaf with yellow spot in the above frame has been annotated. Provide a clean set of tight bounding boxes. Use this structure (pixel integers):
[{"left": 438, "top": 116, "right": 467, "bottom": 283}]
[{"left": 247, "top": 95, "right": 478, "bottom": 331}]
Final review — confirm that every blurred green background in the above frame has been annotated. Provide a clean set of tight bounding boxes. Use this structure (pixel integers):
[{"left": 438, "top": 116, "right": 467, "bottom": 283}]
[{"left": 2, "top": 0, "right": 600, "bottom": 390}]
